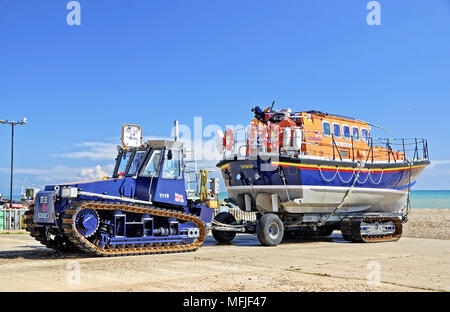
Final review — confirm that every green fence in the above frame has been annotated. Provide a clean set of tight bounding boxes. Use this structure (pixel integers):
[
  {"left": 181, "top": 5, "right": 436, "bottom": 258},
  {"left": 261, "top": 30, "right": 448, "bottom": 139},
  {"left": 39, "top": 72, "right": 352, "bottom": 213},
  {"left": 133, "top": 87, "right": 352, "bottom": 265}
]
[{"left": 0, "top": 208, "right": 27, "bottom": 231}]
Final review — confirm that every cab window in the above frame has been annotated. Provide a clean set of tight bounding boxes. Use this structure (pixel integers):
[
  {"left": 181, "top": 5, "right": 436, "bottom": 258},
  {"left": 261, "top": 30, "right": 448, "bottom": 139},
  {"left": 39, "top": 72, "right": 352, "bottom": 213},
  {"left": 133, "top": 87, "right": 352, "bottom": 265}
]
[
  {"left": 141, "top": 150, "right": 162, "bottom": 177},
  {"left": 333, "top": 123, "right": 341, "bottom": 138},
  {"left": 117, "top": 151, "right": 133, "bottom": 175},
  {"left": 162, "top": 149, "right": 181, "bottom": 179},
  {"left": 343, "top": 125, "right": 351, "bottom": 140},
  {"left": 322, "top": 121, "right": 331, "bottom": 137},
  {"left": 352, "top": 127, "right": 360, "bottom": 141},
  {"left": 127, "top": 151, "right": 145, "bottom": 176}
]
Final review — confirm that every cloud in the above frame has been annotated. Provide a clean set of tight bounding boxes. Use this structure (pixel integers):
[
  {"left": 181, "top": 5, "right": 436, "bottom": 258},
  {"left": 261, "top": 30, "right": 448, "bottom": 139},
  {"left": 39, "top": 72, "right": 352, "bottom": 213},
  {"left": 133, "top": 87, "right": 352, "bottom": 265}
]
[
  {"left": 51, "top": 137, "right": 173, "bottom": 161},
  {"left": 79, "top": 165, "right": 110, "bottom": 180},
  {"left": 423, "top": 160, "right": 450, "bottom": 176},
  {"left": 0, "top": 164, "right": 115, "bottom": 190},
  {"left": 3, "top": 131, "right": 226, "bottom": 192},
  {"left": 427, "top": 160, "right": 450, "bottom": 170},
  {"left": 52, "top": 142, "right": 118, "bottom": 160}
]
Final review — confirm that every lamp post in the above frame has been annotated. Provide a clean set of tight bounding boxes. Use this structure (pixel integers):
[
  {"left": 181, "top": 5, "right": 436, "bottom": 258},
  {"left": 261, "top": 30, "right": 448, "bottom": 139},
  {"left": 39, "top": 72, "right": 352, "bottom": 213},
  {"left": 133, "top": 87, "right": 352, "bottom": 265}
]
[{"left": 0, "top": 118, "right": 27, "bottom": 208}]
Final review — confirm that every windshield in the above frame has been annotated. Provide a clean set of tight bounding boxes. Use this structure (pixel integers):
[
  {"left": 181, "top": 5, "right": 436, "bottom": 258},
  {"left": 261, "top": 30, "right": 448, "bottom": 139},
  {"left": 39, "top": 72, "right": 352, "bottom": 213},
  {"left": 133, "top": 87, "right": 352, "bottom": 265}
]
[
  {"left": 128, "top": 151, "right": 145, "bottom": 176},
  {"left": 141, "top": 150, "right": 162, "bottom": 177},
  {"left": 117, "top": 151, "right": 133, "bottom": 175}
]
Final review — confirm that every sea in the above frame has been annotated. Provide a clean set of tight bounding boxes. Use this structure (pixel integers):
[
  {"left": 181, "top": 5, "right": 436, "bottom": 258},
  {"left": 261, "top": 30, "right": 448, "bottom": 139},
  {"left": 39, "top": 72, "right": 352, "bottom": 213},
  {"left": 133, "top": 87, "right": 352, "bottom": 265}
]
[
  {"left": 6, "top": 190, "right": 450, "bottom": 209},
  {"left": 219, "top": 190, "right": 450, "bottom": 209}
]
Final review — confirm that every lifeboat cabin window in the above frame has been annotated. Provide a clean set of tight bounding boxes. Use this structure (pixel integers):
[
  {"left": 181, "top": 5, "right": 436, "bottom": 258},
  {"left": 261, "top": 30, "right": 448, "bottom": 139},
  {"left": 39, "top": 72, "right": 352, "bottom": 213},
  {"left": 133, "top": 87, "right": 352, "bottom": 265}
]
[
  {"left": 352, "top": 127, "right": 360, "bottom": 141},
  {"left": 322, "top": 121, "right": 331, "bottom": 137},
  {"left": 361, "top": 128, "right": 369, "bottom": 142},
  {"left": 333, "top": 123, "right": 341, "bottom": 138},
  {"left": 343, "top": 125, "right": 351, "bottom": 140},
  {"left": 339, "top": 149, "right": 349, "bottom": 158}
]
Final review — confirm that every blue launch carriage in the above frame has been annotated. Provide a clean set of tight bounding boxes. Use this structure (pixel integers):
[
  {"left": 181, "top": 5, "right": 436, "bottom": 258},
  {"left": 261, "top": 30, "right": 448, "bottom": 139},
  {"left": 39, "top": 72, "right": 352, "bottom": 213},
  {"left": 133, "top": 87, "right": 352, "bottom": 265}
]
[{"left": 25, "top": 134, "right": 214, "bottom": 256}]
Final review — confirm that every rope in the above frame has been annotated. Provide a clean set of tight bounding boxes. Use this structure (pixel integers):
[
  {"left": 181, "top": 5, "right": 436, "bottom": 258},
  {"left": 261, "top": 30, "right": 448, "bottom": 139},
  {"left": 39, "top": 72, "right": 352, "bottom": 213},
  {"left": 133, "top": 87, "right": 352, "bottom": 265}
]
[
  {"left": 212, "top": 219, "right": 246, "bottom": 228},
  {"left": 318, "top": 164, "right": 384, "bottom": 186},
  {"left": 369, "top": 168, "right": 384, "bottom": 185},
  {"left": 403, "top": 160, "right": 413, "bottom": 221},
  {"left": 318, "top": 161, "right": 363, "bottom": 226},
  {"left": 337, "top": 167, "right": 355, "bottom": 184},
  {"left": 318, "top": 166, "right": 338, "bottom": 183},
  {"left": 355, "top": 170, "right": 370, "bottom": 184},
  {"left": 278, "top": 166, "right": 291, "bottom": 201}
]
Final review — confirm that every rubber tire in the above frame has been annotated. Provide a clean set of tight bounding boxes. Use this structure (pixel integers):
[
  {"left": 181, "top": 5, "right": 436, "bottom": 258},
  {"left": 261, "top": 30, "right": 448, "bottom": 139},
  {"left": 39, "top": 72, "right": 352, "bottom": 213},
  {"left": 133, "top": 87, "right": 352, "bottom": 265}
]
[
  {"left": 256, "top": 213, "right": 284, "bottom": 246},
  {"left": 212, "top": 212, "right": 237, "bottom": 244}
]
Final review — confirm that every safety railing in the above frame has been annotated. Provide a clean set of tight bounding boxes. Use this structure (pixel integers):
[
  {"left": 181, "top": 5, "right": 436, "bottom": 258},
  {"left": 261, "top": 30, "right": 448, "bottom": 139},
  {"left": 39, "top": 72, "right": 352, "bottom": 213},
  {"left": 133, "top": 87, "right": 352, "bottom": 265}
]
[
  {"left": 365, "top": 137, "right": 429, "bottom": 163},
  {"left": 0, "top": 208, "right": 27, "bottom": 231},
  {"left": 220, "top": 126, "right": 429, "bottom": 164}
]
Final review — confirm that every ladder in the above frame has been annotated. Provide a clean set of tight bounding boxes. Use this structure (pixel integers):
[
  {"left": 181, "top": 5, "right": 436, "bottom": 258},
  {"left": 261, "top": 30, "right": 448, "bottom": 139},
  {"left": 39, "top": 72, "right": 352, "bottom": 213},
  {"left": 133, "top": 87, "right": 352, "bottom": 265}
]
[{"left": 183, "top": 148, "right": 201, "bottom": 200}]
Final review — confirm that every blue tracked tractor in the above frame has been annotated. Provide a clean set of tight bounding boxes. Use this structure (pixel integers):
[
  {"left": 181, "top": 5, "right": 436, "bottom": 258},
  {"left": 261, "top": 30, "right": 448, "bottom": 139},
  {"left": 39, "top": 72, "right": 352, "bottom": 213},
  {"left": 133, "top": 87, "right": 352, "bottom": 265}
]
[{"left": 24, "top": 125, "right": 214, "bottom": 256}]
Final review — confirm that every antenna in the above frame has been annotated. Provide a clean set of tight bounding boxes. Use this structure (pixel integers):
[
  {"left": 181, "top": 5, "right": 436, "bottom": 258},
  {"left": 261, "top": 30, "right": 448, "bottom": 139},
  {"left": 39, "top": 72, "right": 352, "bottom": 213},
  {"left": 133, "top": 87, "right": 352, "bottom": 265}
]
[
  {"left": 325, "top": 113, "right": 390, "bottom": 133},
  {"left": 174, "top": 120, "right": 179, "bottom": 141}
]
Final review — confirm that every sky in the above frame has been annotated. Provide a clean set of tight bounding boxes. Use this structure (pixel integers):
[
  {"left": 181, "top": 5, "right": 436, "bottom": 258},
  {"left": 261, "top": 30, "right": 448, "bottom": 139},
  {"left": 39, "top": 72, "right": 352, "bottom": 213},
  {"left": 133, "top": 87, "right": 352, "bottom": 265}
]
[{"left": 0, "top": 0, "right": 449, "bottom": 195}]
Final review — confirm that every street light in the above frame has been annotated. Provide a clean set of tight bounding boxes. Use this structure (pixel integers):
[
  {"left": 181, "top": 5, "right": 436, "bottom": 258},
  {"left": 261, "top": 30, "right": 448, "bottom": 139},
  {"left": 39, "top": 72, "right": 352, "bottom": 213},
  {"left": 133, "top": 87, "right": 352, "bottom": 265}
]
[{"left": 0, "top": 118, "right": 27, "bottom": 208}]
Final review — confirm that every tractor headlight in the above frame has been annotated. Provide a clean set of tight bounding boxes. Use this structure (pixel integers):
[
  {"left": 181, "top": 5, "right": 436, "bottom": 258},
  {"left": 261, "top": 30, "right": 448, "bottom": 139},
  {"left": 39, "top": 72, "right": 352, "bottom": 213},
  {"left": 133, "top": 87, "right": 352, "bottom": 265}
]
[{"left": 61, "top": 187, "right": 78, "bottom": 199}]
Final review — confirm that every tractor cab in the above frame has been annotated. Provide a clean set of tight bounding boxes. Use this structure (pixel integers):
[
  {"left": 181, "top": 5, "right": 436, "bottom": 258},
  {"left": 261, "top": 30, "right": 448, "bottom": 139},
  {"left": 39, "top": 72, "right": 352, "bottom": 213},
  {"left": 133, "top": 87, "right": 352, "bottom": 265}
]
[{"left": 112, "top": 137, "right": 187, "bottom": 208}]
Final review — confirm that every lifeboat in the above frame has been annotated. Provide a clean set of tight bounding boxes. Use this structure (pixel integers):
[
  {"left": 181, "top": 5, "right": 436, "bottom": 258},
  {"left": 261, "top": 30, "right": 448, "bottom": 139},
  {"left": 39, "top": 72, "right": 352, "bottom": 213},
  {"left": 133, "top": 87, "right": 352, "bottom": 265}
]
[{"left": 212, "top": 105, "right": 430, "bottom": 246}]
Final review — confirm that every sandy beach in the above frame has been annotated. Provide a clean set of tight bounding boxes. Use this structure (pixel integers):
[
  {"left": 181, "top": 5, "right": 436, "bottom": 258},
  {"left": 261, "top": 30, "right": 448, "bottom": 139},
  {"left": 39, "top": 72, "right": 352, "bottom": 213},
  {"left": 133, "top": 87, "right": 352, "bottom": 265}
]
[
  {"left": 402, "top": 208, "right": 450, "bottom": 240},
  {"left": 0, "top": 208, "right": 449, "bottom": 292}
]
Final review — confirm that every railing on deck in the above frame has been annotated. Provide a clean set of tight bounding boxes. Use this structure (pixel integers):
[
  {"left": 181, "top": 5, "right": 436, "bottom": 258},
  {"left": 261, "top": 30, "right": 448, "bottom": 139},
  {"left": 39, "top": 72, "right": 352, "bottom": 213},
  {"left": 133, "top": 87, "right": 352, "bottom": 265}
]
[
  {"left": 365, "top": 137, "right": 429, "bottom": 163},
  {"left": 221, "top": 126, "right": 429, "bottom": 164}
]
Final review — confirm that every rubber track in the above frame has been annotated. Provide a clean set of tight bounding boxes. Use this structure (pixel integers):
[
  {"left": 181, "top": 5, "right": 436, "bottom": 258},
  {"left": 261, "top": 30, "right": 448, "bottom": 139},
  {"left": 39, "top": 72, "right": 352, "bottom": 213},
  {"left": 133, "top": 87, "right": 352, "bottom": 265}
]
[
  {"left": 341, "top": 216, "right": 402, "bottom": 243},
  {"left": 286, "top": 228, "right": 334, "bottom": 238},
  {"left": 61, "top": 201, "right": 207, "bottom": 257}
]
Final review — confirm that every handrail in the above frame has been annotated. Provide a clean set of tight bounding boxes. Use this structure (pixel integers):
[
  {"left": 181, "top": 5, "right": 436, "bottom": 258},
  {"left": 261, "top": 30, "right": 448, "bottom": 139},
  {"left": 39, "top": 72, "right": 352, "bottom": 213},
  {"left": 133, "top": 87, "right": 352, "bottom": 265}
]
[{"left": 220, "top": 126, "right": 429, "bottom": 164}]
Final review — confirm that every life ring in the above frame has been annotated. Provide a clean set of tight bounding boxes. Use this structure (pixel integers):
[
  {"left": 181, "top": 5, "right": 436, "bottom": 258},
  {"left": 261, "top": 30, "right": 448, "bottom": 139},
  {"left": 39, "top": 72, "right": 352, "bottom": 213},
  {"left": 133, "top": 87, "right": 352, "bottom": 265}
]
[
  {"left": 225, "top": 128, "right": 234, "bottom": 151},
  {"left": 247, "top": 124, "right": 257, "bottom": 155},
  {"left": 216, "top": 130, "right": 225, "bottom": 154},
  {"left": 267, "top": 124, "right": 279, "bottom": 153}
]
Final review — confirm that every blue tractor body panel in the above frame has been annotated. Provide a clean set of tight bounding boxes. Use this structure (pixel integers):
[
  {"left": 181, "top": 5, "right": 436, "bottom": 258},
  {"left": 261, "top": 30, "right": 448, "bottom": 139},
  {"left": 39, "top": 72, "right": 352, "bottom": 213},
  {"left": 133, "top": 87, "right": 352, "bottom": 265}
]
[
  {"left": 44, "top": 178, "right": 136, "bottom": 199},
  {"left": 152, "top": 177, "right": 187, "bottom": 207}
]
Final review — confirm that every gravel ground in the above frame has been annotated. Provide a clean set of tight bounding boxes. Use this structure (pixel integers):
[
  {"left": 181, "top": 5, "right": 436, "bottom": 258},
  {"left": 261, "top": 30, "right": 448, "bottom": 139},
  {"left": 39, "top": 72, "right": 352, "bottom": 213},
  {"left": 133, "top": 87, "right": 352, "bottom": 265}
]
[
  {"left": 1, "top": 233, "right": 449, "bottom": 292},
  {"left": 402, "top": 208, "right": 450, "bottom": 240},
  {"left": 0, "top": 208, "right": 448, "bottom": 292}
]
